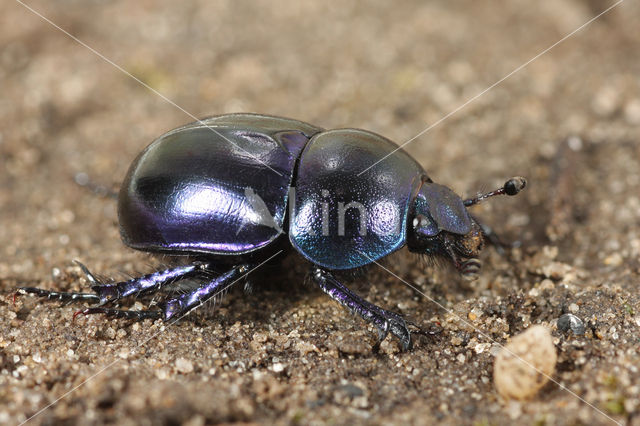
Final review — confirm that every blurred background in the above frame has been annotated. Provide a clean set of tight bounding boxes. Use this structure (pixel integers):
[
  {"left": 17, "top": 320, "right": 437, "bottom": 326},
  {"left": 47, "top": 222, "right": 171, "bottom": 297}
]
[{"left": 1, "top": 1, "right": 639, "bottom": 424}]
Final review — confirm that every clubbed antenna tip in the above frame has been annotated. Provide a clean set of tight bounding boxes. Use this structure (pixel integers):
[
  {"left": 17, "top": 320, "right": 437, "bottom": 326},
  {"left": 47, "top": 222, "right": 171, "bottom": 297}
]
[{"left": 463, "top": 176, "right": 527, "bottom": 207}]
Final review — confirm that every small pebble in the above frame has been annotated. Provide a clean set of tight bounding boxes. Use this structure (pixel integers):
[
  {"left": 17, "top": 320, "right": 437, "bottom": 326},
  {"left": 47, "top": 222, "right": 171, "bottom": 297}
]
[
  {"left": 176, "top": 357, "right": 194, "bottom": 374},
  {"left": 539, "top": 279, "right": 555, "bottom": 291},
  {"left": 105, "top": 327, "right": 116, "bottom": 340},
  {"left": 494, "top": 325, "right": 557, "bottom": 400},
  {"left": 338, "top": 384, "right": 364, "bottom": 398},
  {"left": 592, "top": 86, "right": 619, "bottom": 117},
  {"left": 603, "top": 253, "right": 623, "bottom": 267},
  {"left": 541, "top": 262, "right": 572, "bottom": 280},
  {"left": 271, "top": 362, "right": 286, "bottom": 373},
  {"left": 156, "top": 369, "right": 169, "bottom": 380},
  {"left": 474, "top": 343, "right": 490, "bottom": 354},
  {"left": 566, "top": 136, "right": 583, "bottom": 151},
  {"left": 568, "top": 303, "right": 579, "bottom": 314},
  {"left": 557, "top": 314, "right": 586, "bottom": 335},
  {"left": 450, "top": 336, "right": 463, "bottom": 346},
  {"left": 51, "top": 268, "right": 62, "bottom": 279}
]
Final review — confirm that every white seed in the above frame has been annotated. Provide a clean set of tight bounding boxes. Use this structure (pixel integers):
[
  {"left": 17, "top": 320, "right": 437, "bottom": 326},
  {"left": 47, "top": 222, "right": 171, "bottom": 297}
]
[{"left": 494, "top": 325, "right": 557, "bottom": 400}]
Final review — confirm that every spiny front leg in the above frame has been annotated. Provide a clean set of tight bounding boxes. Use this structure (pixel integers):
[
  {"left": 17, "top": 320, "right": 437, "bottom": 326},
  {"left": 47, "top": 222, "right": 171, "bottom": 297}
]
[{"left": 311, "top": 267, "right": 412, "bottom": 350}]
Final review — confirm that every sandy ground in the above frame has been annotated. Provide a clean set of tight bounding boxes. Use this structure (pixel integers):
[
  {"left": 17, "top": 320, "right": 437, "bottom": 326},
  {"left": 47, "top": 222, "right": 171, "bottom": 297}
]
[{"left": 1, "top": 1, "right": 639, "bottom": 425}]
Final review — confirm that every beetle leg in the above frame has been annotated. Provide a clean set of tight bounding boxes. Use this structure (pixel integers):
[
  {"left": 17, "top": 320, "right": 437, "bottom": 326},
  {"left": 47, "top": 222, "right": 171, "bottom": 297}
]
[
  {"left": 86, "top": 262, "right": 207, "bottom": 305},
  {"left": 311, "top": 267, "right": 412, "bottom": 350},
  {"left": 159, "top": 264, "right": 251, "bottom": 321},
  {"left": 68, "top": 264, "right": 250, "bottom": 322},
  {"left": 17, "top": 262, "right": 209, "bottom": 306},
  {"left": 16, "top": 287, "right": 100, "bottom": 304}
]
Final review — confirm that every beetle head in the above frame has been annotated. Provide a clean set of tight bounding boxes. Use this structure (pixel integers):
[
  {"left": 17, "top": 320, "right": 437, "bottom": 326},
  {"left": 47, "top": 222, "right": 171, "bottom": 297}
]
[{"left": 407, "top": 177, "right": 526, "bottom": 280}]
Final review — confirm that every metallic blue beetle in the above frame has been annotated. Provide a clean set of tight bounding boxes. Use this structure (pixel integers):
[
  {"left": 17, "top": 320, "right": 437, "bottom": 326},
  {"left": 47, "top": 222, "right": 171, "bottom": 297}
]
[{"left": 20, "top": 113, "right": 525, "bottom": 349}]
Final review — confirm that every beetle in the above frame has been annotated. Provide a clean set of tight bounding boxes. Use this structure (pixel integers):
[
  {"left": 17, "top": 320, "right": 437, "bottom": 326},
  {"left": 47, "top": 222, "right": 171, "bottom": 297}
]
[{"left": 19, "top": 113, "right": 526, "bottom": 349}]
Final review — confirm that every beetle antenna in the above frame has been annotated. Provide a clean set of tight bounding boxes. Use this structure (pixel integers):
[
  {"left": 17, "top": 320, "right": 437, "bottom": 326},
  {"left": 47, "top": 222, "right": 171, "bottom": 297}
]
[{"left": 463, "top": 176, "right": 526, "bottom": 207}]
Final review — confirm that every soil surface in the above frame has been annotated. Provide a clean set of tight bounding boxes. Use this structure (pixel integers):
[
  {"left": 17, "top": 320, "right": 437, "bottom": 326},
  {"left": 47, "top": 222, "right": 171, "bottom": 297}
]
[{"left": 1, "top": 1, "right": 639, "bottom": 425}]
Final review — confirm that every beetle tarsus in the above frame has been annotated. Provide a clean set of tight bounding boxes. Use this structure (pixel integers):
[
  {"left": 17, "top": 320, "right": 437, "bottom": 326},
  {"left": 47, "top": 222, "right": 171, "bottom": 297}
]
[
  {"left": 311, "top": 267, "right": 412, "bottom": 350},
  {"left": 16, "top": 287, "right": 101, "bottom": 304}
]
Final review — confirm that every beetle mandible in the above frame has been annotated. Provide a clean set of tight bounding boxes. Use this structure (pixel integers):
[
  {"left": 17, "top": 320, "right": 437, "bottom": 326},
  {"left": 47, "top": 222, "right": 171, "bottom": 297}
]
[{"left": 19, "top": 113, "right": 526, "bottom": 349}]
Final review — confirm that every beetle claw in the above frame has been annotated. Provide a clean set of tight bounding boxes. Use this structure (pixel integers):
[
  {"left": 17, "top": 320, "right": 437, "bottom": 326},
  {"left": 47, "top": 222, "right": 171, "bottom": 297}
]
[
  {"left": 385, "top": 314, "right": 412, "bottom": 351},
  {"left": 372, "top": 309, "right": 412, "bottom": 350},
  {"left": 375, "top": 319, "right": 390, "bottom": 343}
]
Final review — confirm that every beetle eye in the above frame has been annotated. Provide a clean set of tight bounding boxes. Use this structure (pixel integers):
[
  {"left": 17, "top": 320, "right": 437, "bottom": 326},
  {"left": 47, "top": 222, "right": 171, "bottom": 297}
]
[{"left": 413, "top": 214, "right": 439, "bottom": 237}]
